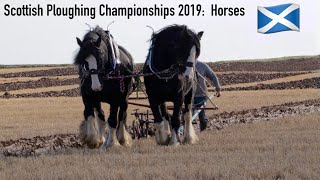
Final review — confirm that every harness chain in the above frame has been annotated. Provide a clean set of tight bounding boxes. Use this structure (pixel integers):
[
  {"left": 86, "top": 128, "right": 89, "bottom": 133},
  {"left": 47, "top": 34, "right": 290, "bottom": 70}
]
[{"left": 79, "top": 31, "right": 197, "bottom": 95}]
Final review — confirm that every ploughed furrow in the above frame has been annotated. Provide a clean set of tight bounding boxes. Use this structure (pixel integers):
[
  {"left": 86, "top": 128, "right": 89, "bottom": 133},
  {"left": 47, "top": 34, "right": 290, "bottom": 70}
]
[
  {"left": 1, "top": 88, "right": 80, "bottom": 98},
  {"left": 217, "top": 72, "right": 307, "bottom": 85},
  {"left": 3, "top": 76, "right": 319, "bottom": 98},
  {"left": 0, "top": 134, "right": 82, "bottom": 157},
  {"left": 209, "top": 58, "right": 320, "bottom": 72},
  {"left": 0, "top": 77, "right": 79, "bottom": 92},
  {"left": 0, "top": 67, "right": 77, "bottom": 78},
  {"left": 209, "top": 98, "right": 320, "bottom": 130},
  {"left": 1, "top": 98, "right": 319, "bottom": 157},
  {"left": 223, "top": 77, "right": 320, "bottom": 91}
]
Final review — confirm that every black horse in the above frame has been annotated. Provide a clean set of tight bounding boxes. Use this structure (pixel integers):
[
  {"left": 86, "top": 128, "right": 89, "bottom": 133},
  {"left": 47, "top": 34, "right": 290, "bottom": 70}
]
[
  {"left": 143, "top": 25, "right": 203, "bottom": 145},
  {"left": 75, "top": 26, "right": 134, "bottom": 149}
]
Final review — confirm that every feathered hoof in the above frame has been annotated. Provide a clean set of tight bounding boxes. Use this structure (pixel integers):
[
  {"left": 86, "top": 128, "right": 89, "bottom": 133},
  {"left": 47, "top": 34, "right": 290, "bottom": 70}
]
[
  {"left": 183, "top": 134, "right": 199, "bottom": 145},
  {"left": 79, "top": 119, "right": 104, "bottom": 149},
  {"left": 169, "top": 141, "right": 180, "bottom": 147},
  {"left": 87, "top": 139, "right": 104, "bottom": 149},
  {"left": 169, "top": 131, "right": 180, "bottom": 147},
  {"left": 154, "top": 120, "right": 171, "bottom": 146},
  {"left": 118, "top": 131, "right": 133, "bottom": 147},
  {"left": 101, "top": 127, "right": 120, "bottom": 150},
  {"left": 169, "top": 138, "right": 180, "bottom": 147},
  {"left": 117, "top": 122, "right": 133, "bottom": 147},
  {"left": 98, "top": 120, "right": 106, "bottom": 145},
  {"left": 101, "top": 139, "right": 120, "bottom": 150}
]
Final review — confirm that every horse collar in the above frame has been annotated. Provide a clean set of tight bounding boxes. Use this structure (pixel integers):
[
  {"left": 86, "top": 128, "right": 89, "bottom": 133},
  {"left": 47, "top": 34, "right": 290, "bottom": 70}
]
[
  {"left": 105, "top": 31, "right": 120, "bottom": 70},
  {"left": 146, "top": 42, "right": 155, "bottom": 70}
]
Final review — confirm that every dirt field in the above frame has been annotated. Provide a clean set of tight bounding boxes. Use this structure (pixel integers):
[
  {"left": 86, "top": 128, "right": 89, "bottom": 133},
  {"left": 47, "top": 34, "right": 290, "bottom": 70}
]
[
  {"left": 1, "top": 113, "right": 319, "bottom": 179},
  {"left": 0, "top": 57, "right": 319, "bottom": 179}
]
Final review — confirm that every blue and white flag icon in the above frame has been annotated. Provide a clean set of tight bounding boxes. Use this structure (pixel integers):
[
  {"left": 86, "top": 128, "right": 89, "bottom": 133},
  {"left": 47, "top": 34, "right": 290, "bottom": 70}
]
[{"left": 258, "top": 4, "right": 300, "bottom": 34}]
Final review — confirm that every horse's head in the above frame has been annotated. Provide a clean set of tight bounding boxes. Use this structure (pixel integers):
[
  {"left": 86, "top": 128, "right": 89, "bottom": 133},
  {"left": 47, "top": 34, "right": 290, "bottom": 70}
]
[
  {"left": 75, "top": 27, "right": 110, "bottom": 92},
  {"left": 179, "top": 30, "right": 203, "bottom": 80},
  {"left": 151, "top": 25, "right": 203, "bottom": 81}
]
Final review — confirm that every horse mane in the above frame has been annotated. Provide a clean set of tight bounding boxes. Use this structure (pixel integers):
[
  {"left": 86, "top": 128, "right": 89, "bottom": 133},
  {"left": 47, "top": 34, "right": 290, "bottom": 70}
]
[
  {"left": 74, "top": 26, "right": 134, "bottom": 73},
  {"left": 118, "top": 45, "right": 134, "bottom": 71},
  {"left": 151, "top": 24, "right": 201, "bottom": 58},
  {"left": 74, "top": 26, "right": 108, "bottom": 65}
]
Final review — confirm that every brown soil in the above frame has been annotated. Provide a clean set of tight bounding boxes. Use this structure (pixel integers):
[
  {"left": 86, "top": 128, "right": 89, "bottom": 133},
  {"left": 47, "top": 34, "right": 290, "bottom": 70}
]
[
  {"left": 224, "top": 77, "right": 320, "bottom": 91},
  {"left": 209, "top": 98, "right": 320, "bottom": 130},
  {"left": 0, "top": 77, "right": 79, "bottom": 92},
  {"left": 1, "top": 72, "right": 314, "bottom": 98},
  {"left": 1, "top": 98, "right": 319, "bottom": 158},
  {"left": 2, "top": 59, "right": 317, "bottom": 80},
  {"left": 2, "top": 76, "right": 319, "bottom": 98},
  {"left": 209, "top": 58, "right": 320, "bottom": 72},
  {"left": 0, "top": 67, "right": 77, "bottom": 78},
  {"left": 1, "top": 88, "right": 80, "bottom": 98},
  {"left": 217, "top": 72, "right": 306, "bottom": 85},
  {"left": 0, "top": 134, "right": 82, "bottom": 157}
]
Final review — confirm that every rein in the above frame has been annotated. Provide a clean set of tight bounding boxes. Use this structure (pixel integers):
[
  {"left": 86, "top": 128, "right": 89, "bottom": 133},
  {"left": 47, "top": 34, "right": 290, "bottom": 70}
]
[
  {"left": 79, "top": 30, "right": 124, "bottom": 79},
  {"left": 79, "top": 29, "right": 196, "bottom": 94},
  {"left": 146, "top": 40, "right": 194, "bottom": 80}
]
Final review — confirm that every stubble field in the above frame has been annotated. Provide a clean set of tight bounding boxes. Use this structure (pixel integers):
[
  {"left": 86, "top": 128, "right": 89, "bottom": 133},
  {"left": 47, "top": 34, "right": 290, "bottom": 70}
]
[{"left": 0, "top": 56, "right": 319, "bottom": 179}]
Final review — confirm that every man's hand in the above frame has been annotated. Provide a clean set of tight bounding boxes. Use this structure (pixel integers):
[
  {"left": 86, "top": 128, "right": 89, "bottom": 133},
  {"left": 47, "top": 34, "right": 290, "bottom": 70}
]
[{"left": 216, "top": 91, "right": 221, "bottom": 97}]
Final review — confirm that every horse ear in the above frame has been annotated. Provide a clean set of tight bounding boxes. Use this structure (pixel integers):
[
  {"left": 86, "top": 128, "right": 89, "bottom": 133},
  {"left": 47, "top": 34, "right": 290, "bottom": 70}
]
[
  {"left": 94, "top": 35, "right": 102, "bottom": 47},
  {"left": 76, "top": 37, "right": 83, "bottom": 47},
  {"left": 197, "top": 31, "right": 204, "bottom": 40}
]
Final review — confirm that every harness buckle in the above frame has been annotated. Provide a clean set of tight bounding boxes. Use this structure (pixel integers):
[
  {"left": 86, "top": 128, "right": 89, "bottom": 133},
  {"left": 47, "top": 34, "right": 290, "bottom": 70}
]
[
  {"left": 185, "top": 62, "right": 194, "bottom": 67},
  {"left": 89, "top": 69, "right": 98, "bottom": 75}
]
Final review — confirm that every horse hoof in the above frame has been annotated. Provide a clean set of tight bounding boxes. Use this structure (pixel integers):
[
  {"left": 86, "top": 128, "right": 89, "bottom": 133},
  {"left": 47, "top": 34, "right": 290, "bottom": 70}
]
[
  {"left": 101, "top": 140, "right": 120, "bottom": 150},
  {"left": 169, "top": 131, "right": 180, "bottom": 147},
  {"left": 118, "top": 136, "right": 132, "bottom": 147},
  {"left": 87, "top": 140, "right": 104, "bottom": 149},
  {"left": 183, "top": 135, "right": 199, "bottom": 145},
  {"left": 169, "top": 141, "right": 180, "bottom": 147},
  {"left": 154, "top": 121, "right": 171, "bottom": 145},
  {"left": 79, "top": 118, "right": 103, "bottom": 149},
  {"left": 117, "top": 122, "right": 133, "bottom": 147},
  {"left": 102, "top": 127, "right": 120, "bottom": 149}
]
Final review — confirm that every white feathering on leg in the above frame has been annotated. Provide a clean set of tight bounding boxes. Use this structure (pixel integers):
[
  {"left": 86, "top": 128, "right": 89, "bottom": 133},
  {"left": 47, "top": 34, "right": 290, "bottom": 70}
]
[
  {"left": 102, "top": 126, "right": 120, "bottom": 149},
  {"left": 117, "top": 121, "right": 132, "bottom": 147},
  {"left": 183, "top": 107, "right": 199, "bottom": 144},
  {"left": 154, "top": 118, "right": 171, "bottom": 145},
  {"left": 79, "top": 116, "right": 103, "bottom": 148}
]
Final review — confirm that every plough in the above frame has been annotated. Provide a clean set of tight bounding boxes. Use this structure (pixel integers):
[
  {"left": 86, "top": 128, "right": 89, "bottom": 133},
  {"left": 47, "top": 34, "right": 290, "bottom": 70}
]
[{"left": 128, "top": 93, "right": 217, "bottom": 139}]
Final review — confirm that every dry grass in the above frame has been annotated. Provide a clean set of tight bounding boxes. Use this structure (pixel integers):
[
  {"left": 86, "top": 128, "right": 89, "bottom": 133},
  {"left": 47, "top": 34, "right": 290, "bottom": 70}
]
[
  {"left": 0, "top": 75, "right": 78, "bottom": 84},
  {"left": 223, "top": 71, "right": 320, "bottom": 88},
  {"left": 210, "top": 89, "right": 320, "bottom": 114},
  {"left": 1, "top": 112, "right": 319, "bottom": 179},
  {"left": 0, "top": 97, "right": 146, "bottom": 140},
  {"left": 1, "top": 89, "right": 319, "bottom": 141},
  {"left": 0, "top": 97, "right": 82, "bottom": 140},
  {"left": 0, "top": 66, "right": 73, "bottom": 74}
]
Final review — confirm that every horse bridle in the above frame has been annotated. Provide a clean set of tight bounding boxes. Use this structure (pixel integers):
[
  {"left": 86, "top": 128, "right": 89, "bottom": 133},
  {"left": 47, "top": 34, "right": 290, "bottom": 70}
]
[
  {"left": 79, "top": 31, "right": 118, "bottom": 78},
  {"left": 177, "top": 61, "right": 194, "bottom": 68}
]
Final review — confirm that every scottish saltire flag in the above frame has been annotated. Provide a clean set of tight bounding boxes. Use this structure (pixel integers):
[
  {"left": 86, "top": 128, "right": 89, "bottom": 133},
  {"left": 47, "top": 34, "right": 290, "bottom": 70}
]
[{"left": 258, "top": 3, "right": 300, "bottom": 34}]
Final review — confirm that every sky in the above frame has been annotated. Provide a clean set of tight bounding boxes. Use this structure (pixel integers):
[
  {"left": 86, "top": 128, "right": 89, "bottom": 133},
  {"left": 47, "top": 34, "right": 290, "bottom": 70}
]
[{"left": 0, "top": 0, "right": 319, "bottom": 65}]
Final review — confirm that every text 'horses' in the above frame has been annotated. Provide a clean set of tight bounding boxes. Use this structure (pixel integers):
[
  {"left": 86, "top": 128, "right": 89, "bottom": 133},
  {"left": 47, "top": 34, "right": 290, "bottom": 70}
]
[
  {"left": 74, "top": 26, "right": 134, "bottom": 149},
  {"left": 143, "top": 25, "right": 203, "bottom": 146}
]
